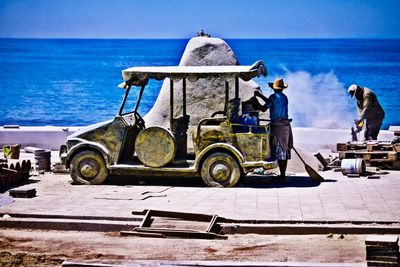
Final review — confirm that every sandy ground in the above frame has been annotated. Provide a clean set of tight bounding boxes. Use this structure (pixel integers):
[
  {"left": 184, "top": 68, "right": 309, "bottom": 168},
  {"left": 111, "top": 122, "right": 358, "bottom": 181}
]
[
  {"left": 1, "top": 147, "right": 395, "bottom": 266},
  {"left": 0, "top": 228, "right": 366, "bottom": 266}
]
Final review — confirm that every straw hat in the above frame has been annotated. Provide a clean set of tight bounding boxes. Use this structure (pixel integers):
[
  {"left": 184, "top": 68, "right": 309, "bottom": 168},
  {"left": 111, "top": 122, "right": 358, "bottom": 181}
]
[{"left": 268, "top": 78, "right": 288, "bottom": 90}]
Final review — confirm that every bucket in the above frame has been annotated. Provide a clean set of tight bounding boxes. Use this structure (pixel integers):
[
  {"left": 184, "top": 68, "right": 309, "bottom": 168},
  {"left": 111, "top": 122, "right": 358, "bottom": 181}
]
[
  {"left": 3, "top": 144, "right": 21, "bottom": 159},
  {"left": 341, "top": 158, "right": 366, "bottom": 175},
  {"left": 34, "top": 149, "right": 51, "bottom": 172}
]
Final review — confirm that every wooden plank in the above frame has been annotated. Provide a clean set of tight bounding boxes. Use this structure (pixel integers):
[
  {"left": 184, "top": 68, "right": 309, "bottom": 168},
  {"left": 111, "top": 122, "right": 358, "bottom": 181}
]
[
  {"left": 134, "top": 227, "right": 228, "bottom": 239},
  {"left": 367, "top": 143, "right": 394, "bottom": 152},
  {"left": 388, "top": 152, "right": 398, "bottom": 161},
  {"left": 132, "top": 210, "right": 226, "bottom": 239},
  {"left": 336, "top": 143, "right": 348, "bottom": 151},
  {"left": 133, "top": 209, "right": 216, "bottom": 222},
  {"left": 368, "top": 152, "right": 398, "bottom": 162},
  {"left": 366, "top": 261, "right": 399, "bottom": 267},
  {"left": 206, "top": 214, "right": 219, "bottom": 233},
  {"left": 343, "top": 151, "right": 397, "bottom": 158},
  {"left": 365, "top": 235, "right": 399, "bottom": 246},
  {"left": 139, "top": 209, "right": 153, "bottom": 228},
  {"left": 120, "top": 231, "right": 165, "bottom": 238},
  {"left": 366, "top": 254, "right": 399, "bottom": 262}
]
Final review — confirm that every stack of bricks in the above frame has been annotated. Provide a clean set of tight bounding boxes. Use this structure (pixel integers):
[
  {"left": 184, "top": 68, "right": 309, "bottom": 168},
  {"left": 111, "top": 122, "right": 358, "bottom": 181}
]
[{"left": 365, "top": 235, "right": 399, "bottom": 266}]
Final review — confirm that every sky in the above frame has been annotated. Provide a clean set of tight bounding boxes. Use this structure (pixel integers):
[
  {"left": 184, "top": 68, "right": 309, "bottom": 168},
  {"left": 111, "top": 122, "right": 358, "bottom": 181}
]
[{"left": 0, "top": 0, "right": 399, "bottom": 39}]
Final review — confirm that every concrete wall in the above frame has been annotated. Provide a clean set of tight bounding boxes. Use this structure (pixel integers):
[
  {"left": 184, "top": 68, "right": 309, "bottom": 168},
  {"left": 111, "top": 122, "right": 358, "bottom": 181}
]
[
  {"left": 0, "top": 126, "right": 80, "bottom": 150},
  {"left": 0, "top": 125, "right": 396, "bottom": 152}
]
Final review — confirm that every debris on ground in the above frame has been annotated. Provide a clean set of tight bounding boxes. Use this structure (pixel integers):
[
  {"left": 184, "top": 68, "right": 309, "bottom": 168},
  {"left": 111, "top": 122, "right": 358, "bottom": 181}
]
[
  {"left": 0, "top": 159, "right": 31, "bottom": 187},
  {"left": 9, "top": 188, "right": 37, "bottom": 198},
  {"left": 337, "top": 136, "right": 400, "bottom": 171}
]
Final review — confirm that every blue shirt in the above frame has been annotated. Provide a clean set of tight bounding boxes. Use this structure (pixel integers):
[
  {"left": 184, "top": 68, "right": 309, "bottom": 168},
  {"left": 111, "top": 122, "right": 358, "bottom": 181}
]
[{"left": 266, "top": 92, "right": 289, "bottom": 121}]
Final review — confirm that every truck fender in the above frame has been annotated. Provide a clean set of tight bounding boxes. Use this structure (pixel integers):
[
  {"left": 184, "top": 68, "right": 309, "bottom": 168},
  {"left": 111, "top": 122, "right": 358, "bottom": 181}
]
[
  {"left": 195, "top": 143, "right": 245, "bottom": 170},
  {"left": 65, "top": 141, "right": 111, "bottom": 168}
]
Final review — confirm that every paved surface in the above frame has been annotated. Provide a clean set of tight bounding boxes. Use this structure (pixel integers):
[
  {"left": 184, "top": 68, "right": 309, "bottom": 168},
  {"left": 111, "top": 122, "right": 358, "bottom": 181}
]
[{"left": 1, "top": 162, "right": 400, "bottom": 223}]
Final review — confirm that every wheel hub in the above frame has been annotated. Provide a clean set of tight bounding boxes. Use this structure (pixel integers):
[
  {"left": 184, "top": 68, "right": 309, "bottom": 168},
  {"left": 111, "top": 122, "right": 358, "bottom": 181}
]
[
  {"left": 211, "top": 163, "right": 229, "bottom": 182},
  {"left": 80, "top": 160, "right": 98, "bottom": 178}
]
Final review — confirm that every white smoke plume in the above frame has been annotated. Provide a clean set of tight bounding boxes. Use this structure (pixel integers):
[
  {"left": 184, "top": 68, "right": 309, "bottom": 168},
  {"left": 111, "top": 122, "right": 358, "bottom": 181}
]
[{"left": 265, "top": 70, "right": 355, "bottom": 129}]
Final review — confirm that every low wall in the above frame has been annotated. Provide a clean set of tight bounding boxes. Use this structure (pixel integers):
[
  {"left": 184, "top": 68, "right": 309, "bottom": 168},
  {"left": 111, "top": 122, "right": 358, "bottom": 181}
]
[
  {"left": 0, "top": 126, "right": 80, "bottom": 151},
  {"left": 0, "top": 125, "right": 396, "bottom": 152}
]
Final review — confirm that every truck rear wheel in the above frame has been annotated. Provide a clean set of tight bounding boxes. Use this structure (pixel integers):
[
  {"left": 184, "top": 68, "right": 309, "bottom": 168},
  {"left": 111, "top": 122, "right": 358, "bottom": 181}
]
[
  {"left": 201, "top": 152, "right": 241, "bottom": 187},
  {"left": 70, "top": 150, "right": 108, "bottom": 185}
]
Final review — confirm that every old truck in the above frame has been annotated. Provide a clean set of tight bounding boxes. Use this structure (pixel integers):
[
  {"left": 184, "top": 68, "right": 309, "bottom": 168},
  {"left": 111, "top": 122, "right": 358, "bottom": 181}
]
[{"left": 60, "top": 61, "right": 275, "bottom": 187}]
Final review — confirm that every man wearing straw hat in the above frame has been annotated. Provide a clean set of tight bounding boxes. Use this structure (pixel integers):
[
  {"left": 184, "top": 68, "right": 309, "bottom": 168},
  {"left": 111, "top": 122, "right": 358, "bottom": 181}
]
[{"left": 255, "top": 78, "right": 293, "bottom": 182}]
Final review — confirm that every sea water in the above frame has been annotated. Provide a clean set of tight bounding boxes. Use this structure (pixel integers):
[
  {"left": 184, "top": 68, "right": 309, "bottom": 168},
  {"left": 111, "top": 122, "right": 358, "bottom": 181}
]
[{"left": 0, "top": 38, "right": 399, "bottom": 129}]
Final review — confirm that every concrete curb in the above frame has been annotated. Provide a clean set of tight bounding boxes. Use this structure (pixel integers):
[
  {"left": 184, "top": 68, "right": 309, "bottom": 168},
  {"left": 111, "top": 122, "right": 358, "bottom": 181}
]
[
  {"left": 0, "top": 217, "right": 139, "bottom": 232},
  {"left": 221, "top": 223, "right": 400, "bottom": 235},
  {"left": 1, "top": 213, "right": 399, "bottom": 235},
  {"left": 0, "top": 212, "right": 142, "bottom": 232},
  {"left": 62, "top": 260, "right": 366, "bottom": 267}
]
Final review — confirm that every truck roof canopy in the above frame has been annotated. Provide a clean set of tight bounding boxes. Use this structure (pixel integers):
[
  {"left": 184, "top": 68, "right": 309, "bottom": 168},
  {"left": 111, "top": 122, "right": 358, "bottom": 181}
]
[{"left": 121, "top": 61, "right": 267, "bottom": 86}]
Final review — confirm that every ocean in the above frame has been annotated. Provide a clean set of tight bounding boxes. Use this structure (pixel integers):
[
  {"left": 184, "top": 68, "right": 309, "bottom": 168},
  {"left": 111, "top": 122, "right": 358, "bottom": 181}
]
[{"left": 0, "top": 38, "right": 399, "bottom": 129}]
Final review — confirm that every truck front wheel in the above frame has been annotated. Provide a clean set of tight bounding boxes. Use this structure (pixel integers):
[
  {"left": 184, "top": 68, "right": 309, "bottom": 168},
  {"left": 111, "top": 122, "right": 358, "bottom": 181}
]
[
  {"left": 70, "top": 150, "right": 108, "bottom": 185},
  {"left": 201, "top": 152, "right": 241, "bottom": 187}
]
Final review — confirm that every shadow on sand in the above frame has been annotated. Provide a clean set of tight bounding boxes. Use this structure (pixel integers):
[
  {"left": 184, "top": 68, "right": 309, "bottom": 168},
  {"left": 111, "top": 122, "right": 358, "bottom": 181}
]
[
  {"left": 0, "top": 178, "right": 40, "bottom": 194},
  {"left": 103, "top": 174, "right": 336, "bottom": 189}
]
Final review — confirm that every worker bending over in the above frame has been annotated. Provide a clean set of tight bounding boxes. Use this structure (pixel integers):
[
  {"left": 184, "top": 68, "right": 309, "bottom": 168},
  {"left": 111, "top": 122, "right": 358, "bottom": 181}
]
[{"left": 348, "top": 84, "right": 385, "bottom": 140}]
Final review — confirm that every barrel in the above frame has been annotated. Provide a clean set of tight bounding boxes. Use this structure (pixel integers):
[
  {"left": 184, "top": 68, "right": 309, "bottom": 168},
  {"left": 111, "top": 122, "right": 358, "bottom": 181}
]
[
  {"left": 341, "top": 158, "right": 366, "bottom": 175},
  {"left": 34, "top": 149, "right": 51, "bottom": 172}
]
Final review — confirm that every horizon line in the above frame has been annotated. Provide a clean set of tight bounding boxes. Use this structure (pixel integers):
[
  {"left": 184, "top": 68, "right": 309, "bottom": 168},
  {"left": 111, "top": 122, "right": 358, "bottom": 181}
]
[{"left": 1, "top": 37, "right": 399, "bottom": 40}]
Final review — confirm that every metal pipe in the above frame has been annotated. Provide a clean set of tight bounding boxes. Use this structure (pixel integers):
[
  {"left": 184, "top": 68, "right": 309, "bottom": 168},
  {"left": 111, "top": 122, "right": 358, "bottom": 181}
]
[
  {"left": 182, "top": 78, "right": 186, "bottom": 116},
  {"left": 118, "top": 85, "right": 131, "bottom": 115},
  {"left": 225, "top": 81, "right": 229, "bottom": 114},
  {"left": 235, "top": 77, "right": 239, "bottom": 99},
  {"left": 170, "top": 78, "right": 174, "bottom": 128},
  {"left": 134, "top": 85, "right": 145, "bottom": 114}
]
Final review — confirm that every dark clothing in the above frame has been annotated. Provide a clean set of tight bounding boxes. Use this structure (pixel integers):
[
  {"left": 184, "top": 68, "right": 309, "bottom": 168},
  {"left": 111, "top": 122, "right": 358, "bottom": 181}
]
[
  {"left": 242, "top": 96, "right": 267, "bottom": 114},
  {"left": 356, "top": 87, "right": 385, "bottom": 140},
  {"left": 364, "top": 120, "right": 383, "bottom": 140},
  {"left": 270, "top": 120, "right": 293, "bottom": 160},
  {"left": 356, "top": 87, "right": 385, "bottom": 123},
  {"left": 266, "top": 91, "right": 292, "bottom": 160}
]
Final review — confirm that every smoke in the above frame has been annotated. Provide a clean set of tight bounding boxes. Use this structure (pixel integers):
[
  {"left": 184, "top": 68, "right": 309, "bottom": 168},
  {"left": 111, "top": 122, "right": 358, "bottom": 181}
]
[{"left": 268, "top": 70, "right": 354, "bottom": 129}]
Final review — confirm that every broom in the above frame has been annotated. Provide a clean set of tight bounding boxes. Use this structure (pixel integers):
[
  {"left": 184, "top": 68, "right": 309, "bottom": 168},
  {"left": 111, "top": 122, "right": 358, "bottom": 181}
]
[{"left": 292, "top": 147, "right": 324, "bottom": 182}]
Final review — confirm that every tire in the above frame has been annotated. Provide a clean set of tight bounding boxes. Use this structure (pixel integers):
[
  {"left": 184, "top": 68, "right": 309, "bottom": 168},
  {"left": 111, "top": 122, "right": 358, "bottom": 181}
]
[
  {"left": 70, "top": 150, "right": 108, "bottom": 185},
  {"left": 201, "top": 152, "right": 241, "bottom": 188}
]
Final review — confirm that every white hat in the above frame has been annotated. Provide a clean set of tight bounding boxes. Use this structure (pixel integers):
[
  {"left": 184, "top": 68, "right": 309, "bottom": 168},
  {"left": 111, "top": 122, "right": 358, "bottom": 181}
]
[{"left": 348, "top": 84, "right": 358, "bottom": 98}]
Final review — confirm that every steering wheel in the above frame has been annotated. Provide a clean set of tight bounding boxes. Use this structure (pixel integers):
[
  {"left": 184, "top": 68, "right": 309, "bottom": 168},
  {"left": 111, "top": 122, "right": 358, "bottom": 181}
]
[{"left": 134, "top": 112, "right": 146, "bottom": 130}]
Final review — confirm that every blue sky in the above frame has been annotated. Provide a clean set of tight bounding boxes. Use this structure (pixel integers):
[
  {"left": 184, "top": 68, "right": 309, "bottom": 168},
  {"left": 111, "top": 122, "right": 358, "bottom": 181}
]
[{"left": 0, "top": 0, "right": 399, "bottom": 38}]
